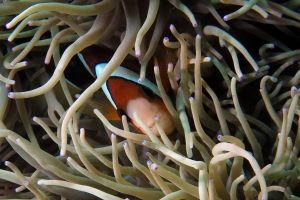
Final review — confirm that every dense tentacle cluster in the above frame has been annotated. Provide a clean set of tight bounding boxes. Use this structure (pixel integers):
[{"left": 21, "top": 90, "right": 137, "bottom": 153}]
[{"left": 0, "top": 0, "right": 300, "bottom": 199}]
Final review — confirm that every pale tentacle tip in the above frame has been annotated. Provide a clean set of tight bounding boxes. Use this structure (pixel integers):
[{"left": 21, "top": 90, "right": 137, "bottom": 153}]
[
  {"left": 24, "top": 181, "right": 29, "bottom": 185},
  {"left": 5, "top": 23, "right": 11, "bottom": 29},
  {"left": 189, "top": 96, "right": 194, "bottom": 101},
  {"left": 163, "top": 37, "right": 169, "bottom": 41},
  {"left": 16, "top": 138, "right": 20, "bottom": 142},
  {"left": 60, "top": 152, "right": 65, "bottom": 157},
  {"left": 154, "top": 65, "right": 159, "bottom": 69},
  {"left": 197, "top": 34, "right": 202, "bottom": 37},
  {"left": 37, "top": 180, "right": 42, "bottom": 185},
  {"left": 152, "top": 163, "right": 158, "bottom": 170},
  {"left": 223, "top": 15, "right": 228, "bottom": 21},
  {"left": 124, "top": 198, "right": 129, "bottom": 200},
  {"left": 259, "top": 88, "right": 264, "bottom": 91},
  {"left": 170, "top": 24, "right": 174, "bottom": 29},
  {"left": 44, "top": 61, "right": 49, "bottom": 65},
  {"left": 111, "top": 133, "right": 116, "bottom": 137},
  {"left": 123, "top": 142, "right": 127, "bottom": 147},
  {"left": 4, "top": 161, "right": 8, "bottom": 166},
  {"left": 10, "top": 63, "right": 14, "bottom": 67},
  {"left": 67, "top": 157, "right": 71, "bottom": 161},
  {"left": 135, "top": 52, "right": 140, "bottom": 57}
]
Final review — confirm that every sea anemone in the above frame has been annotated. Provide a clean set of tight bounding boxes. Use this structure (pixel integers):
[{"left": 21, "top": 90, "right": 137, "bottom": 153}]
[{"left": 0, "top": 0, "right": 300, "bottom": 199}]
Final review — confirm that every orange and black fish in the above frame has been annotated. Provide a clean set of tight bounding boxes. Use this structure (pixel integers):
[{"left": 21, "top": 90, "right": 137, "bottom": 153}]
[{"left": 78, "top": 45, "right": 177, "bottom": 136}]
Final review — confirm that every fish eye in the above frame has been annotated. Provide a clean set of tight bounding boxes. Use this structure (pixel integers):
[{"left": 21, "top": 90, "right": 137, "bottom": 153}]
[
  {"left": 117, "top": 108, "right": 131, "bottom": 122},
  {"left": 141, "top": 85, "right": 156, "bottom": 101}
]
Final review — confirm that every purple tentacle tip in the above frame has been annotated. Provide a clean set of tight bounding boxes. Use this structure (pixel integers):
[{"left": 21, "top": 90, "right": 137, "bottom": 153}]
[
  {"left": 111, "top": 133, "right": 116, "bottom": 137},
  {"left": 142, "top": 140, "right": 146, "bottom": 145},
  {"left": 154, "top": 115, "right": 159, "bottom": 120},
  {"left": 223, "top": 15, "right": 228, "bottom": 21},
  {"left": 136, "top": 53, "right": 140, "bottom": 57},
  {"left": 277, "top": 111, "right": 282, "bottom": 115},
  {"left": 193, "top": 23, "right": 198, "bottom": 27},
  {"left": 239, "top": 76, "right": 243, "bottom": 82},
  {"left": 227, "top": 93, "right": 232, "bottom": 98},
  {"left": 217, "top": 135, "right": 222, "bottom": 141},
  {"left": 189, "top": 96, "right": 194, "bottom": 100},
  {"left": 146, "top": 152, "right": 150, "bottom": 156},
  {"left": 7, "top": 92, "right": 12, "bottom": 98},
  {"left": 138, "top": 78, "right": 142, "bottom": 83},
  {"left": 123, "top": 142, "right": 127, "bottom": 147},
  {"left": 147, "top": 160, "right": 152, "bottom": 165}
]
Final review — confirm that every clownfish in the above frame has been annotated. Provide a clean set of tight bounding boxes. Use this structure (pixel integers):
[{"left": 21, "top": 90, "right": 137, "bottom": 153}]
[{"left": 77, "top": 45, "right": 177, "bottom": 136}]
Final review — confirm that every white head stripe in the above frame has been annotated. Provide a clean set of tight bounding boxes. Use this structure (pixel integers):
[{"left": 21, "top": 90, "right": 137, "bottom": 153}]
[{"left": 95, "top": 63, "right": 161, "bottom": 109}]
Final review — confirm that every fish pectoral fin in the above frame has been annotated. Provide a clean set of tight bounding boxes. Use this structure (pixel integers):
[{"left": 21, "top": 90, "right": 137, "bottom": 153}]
[{"left": 80, "top": 90, "right": 120, "bottom": 120}]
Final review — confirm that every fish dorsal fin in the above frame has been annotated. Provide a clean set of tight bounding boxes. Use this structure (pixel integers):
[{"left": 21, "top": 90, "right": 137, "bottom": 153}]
[
  {"left": 154, "top": 44, "right": 178, "bottom": 91},
  {"left": 77, "top": 46, "right": 113, "bottom": 77},
  {"left": 78, "top": 53, "right": 95, "bottom": 78},
  {"left": 80, "top": 91, "right": 120, "bottom": 120}
]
